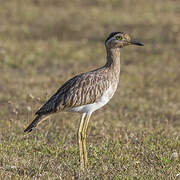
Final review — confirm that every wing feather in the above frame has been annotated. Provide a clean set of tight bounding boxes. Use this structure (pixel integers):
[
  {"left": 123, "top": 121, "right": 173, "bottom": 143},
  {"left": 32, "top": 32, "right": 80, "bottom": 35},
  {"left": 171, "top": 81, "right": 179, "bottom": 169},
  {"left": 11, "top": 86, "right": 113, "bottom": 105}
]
[{"left": 35, "top": 70, "right": 109, "bottom": 115}]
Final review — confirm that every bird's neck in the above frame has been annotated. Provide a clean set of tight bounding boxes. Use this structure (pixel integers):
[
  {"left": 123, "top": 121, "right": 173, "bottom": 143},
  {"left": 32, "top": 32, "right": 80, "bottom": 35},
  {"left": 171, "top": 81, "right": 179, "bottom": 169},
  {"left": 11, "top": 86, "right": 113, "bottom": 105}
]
[{"left": 105, "top": 47, "right": 121, "bottom": 76}]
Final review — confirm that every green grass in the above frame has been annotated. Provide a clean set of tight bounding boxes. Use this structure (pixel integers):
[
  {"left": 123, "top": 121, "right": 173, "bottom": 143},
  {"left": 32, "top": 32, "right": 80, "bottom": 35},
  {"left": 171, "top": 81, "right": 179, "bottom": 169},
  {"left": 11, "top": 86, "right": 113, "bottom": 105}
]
[{"left": 0, "top": 0, "right": 179, "bottom": 179}]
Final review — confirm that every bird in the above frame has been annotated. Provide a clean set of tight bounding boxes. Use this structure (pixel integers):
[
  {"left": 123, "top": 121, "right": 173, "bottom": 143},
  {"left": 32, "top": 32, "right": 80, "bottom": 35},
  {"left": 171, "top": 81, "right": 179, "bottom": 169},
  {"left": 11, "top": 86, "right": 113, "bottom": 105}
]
[{"left": 24, "top": 32, "right": 144, "bottom": 170}]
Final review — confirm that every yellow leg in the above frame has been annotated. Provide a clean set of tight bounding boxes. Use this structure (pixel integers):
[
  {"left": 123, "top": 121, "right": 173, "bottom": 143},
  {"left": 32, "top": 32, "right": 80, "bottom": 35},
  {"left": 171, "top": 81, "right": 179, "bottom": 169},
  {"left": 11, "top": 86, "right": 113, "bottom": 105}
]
[
  {"left": 82, "top": 113, "right": 91, "bottom": 169},
  {"left": 78, "top": 113, "right": 86, "bottom": 171}
]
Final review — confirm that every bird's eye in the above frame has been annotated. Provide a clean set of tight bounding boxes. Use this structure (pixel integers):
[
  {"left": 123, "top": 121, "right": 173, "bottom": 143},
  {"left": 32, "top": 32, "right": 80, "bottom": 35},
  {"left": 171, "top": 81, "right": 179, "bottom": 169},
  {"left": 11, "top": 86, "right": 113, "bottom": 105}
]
[{"left": 116, "top": 36, "right": 122, "bottom": 40}]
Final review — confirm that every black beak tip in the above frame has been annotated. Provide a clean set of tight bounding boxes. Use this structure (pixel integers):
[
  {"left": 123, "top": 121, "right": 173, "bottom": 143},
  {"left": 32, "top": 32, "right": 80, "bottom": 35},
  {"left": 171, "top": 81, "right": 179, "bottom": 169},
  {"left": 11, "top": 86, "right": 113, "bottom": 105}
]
[
  {"left": 131, "top": 39, "right": 144, "bottom": 46},
  {"left": 137, "top": 42, "right": 144, "bottom": 46}
]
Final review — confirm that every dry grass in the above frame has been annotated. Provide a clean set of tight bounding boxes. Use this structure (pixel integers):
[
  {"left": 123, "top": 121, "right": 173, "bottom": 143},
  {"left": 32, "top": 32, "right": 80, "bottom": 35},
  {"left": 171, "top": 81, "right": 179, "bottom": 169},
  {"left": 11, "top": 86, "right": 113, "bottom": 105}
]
[{"left": 0, "top": 0, "right": 179, "bottom": 179}]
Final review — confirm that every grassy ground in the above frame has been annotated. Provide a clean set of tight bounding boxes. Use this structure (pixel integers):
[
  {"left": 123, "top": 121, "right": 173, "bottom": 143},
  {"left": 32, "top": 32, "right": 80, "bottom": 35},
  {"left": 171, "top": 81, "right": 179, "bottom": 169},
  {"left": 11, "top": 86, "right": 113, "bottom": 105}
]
[{"left": 0, "top": 0, "right": 179, "bottom": 179}]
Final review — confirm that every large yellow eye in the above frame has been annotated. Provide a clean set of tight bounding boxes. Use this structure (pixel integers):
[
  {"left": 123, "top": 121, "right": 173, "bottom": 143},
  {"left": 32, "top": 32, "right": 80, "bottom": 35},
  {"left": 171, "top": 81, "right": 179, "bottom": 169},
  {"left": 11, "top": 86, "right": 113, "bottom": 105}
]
[{"left": 116, "top": 36, "right": 122, "bottom": 40}]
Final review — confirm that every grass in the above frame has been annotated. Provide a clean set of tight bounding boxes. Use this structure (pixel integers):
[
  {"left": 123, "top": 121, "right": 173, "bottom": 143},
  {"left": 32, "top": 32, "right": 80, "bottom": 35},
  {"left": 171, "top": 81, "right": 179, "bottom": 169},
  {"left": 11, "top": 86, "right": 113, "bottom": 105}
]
[{"left": 0, "top": 0, "right": 180, "bottom": 179}]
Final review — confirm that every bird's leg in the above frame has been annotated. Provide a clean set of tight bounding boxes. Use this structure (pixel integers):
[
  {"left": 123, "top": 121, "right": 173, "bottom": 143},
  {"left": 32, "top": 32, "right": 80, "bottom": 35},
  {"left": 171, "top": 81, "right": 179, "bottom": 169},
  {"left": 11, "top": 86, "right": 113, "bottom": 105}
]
[
  {"left": 82, "top": 113, "right": 91, "bottom": 168},
  {"left": 78, "top": 113, "right": 86, "bottom": 171}
]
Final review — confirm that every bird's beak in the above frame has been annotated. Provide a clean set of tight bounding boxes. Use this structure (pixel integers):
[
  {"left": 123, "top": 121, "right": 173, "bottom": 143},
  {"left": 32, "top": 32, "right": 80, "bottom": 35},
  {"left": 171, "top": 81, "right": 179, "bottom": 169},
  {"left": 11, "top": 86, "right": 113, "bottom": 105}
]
[{"left": 130, "top": 38, "right": 144, "bottom": 46}]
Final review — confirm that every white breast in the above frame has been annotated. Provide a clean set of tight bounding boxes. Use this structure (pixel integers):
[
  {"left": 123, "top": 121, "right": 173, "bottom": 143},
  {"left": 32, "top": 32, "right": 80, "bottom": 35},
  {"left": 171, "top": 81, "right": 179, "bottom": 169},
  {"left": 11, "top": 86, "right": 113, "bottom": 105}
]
[{"left": 67, "top": 83, "right": 118, "bottom": 114}]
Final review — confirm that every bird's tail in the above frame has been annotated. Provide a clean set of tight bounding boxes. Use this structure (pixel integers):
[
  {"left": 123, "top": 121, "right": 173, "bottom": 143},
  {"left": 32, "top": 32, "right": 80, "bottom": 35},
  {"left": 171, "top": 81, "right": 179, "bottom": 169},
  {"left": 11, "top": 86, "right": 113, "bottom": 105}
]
[
  {"left": 24, "top": 115, "right": 42, "bottom": 133},
  {"left": 24, "top": 114, "right": 51, "bottom": 133}
]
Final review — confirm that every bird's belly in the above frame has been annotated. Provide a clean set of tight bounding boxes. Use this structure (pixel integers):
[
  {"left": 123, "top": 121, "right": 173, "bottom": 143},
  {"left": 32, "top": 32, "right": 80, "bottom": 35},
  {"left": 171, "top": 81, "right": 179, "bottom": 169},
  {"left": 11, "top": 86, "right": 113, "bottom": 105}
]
[{"left": 67, "top": 83, "right": 118, "bottom": 114}]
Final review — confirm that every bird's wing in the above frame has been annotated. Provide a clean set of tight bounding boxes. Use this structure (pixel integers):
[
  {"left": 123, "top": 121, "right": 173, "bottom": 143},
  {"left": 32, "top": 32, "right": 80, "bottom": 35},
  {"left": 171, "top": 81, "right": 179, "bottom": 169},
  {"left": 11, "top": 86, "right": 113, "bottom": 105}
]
[{"left": 35, "top": 70, "right": 109, "bottom": 115}]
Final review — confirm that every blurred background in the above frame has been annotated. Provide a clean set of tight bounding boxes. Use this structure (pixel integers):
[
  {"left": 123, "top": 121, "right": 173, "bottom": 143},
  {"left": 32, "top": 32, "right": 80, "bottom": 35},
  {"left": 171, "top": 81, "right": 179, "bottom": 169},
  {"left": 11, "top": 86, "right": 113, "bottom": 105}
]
[{"left": 0, "top": 0, "right": 179, "bottom": 179}]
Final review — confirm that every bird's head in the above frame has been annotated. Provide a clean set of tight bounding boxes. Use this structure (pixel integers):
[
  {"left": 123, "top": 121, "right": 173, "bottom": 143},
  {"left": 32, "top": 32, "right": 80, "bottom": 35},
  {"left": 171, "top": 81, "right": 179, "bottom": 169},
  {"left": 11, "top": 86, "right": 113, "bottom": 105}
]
[{"left": 105, "top": 32, "right": 144, "bottom": 49}]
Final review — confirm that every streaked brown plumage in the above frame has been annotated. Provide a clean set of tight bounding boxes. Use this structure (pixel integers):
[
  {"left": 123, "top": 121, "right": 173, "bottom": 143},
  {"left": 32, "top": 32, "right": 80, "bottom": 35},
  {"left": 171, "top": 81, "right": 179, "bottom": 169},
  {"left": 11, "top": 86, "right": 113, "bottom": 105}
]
[{"left": 24, "top": 32, "right": 144, "bottom": 170}]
